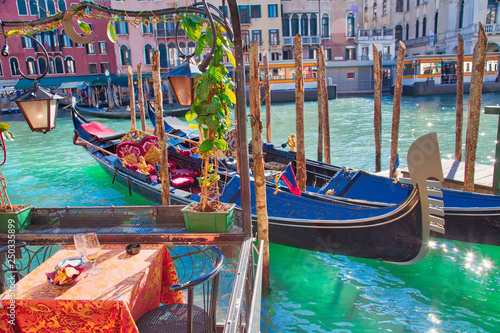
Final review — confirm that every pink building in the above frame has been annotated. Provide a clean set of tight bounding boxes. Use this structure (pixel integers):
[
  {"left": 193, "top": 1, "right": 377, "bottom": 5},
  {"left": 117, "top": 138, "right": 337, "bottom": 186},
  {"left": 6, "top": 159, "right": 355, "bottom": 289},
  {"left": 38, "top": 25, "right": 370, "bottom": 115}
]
[{"left": 0, "top": 0, "right": 117, "bottom": 89}]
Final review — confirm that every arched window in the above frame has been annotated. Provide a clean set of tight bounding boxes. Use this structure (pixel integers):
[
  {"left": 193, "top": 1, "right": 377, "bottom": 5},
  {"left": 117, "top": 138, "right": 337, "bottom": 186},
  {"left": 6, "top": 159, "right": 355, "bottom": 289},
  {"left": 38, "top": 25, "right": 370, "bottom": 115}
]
[
  {"left": 322, "top": 14, "right": 329, "bottom": 37},
  {"left": 406, "top": 23, "right": 410, "bottom": 40},
  {"left": 120, "top": 45, "right": 131, "bottom": 66},
  {"left": 282, "top": 14, "right": 290, "bottom": 37},
  {"left": 395, "top": 24, "right": 403, "bottom": 41},
  {"left": 487, "top": 1, "right": 498, "bottom": 24},
  {"left": 38, "top": 0, "right": 47, "bottom": 18},
  {"left": 396, "top": 0, "right": 403, "bottom": 12},
  {"left": 144, "top": 44, "right": 154, "bottom": 65},
  {"left": 383, "top": 0, "right": 387, "bottom": 15},
  {"left": 38, "top": 57, "right": 47, "bottom": 74},
  {"left": 168, "top": 42, "right": 178, "bottom": 67},
  {"left": 415, "top": 20, "right": 420, "bottom": 38},
  {"left": 61, "top": 30, "right": 72, "bottom": 47},
  {"left": 459, "top": 1, "right": 464, "bottom": 29},
  {"left": 58, "top": 0, "right": 66, "bottom": 12},
  {"left": 373, "top": 2, "right": 377, "bottom": 18},
  {"left": 29, "top": 0, "right": 38, "bottom": 15},
  {"left": 65, "top": 56, "right": 75, "bottom": 73},
  {"left": 48, "top": 57, "right": 55, "bottom": 74},
  {"left": 47, "top": 0, "right": 55, "bottom": 14},
  {"left": 434, "top": 11, "right": 439, "bottom": 35},
  {"left": 310, "top": 14, "right": 317, "bottom": 36},
  {"left": 422, "top": 17, "right": 427, "bottom": 37},
  {"left": 17, "top": 0, "right": 28, "bottom": 15},
  {"left": 291, "top": 14, "right": 299, "bottom": 36},
  {"left": 9, "top": 58, "right": 19, "bottom": 76},
  {"left": 55, "top": 56, "right": 64, "bottom": 74},
  {"left": 364, "top": 5, "right": 368, "bottom": 21},
  {"left": 25, "top": 57, "right": 37, "bottom": 75},
  {"left": 188, "top": 42, "right": 196, "bottom": 56},
  {"left": 407, "top": 0, "right": 410, "bottom": 11},
  {"left": 158, "top": 44, "right": 168, "bottom": 68},
  {"left": 301, "top": 14, "right": 309, "bottom": 36},
  {"left": 347, "top": 13, "right": 355, "bottom": 37}
]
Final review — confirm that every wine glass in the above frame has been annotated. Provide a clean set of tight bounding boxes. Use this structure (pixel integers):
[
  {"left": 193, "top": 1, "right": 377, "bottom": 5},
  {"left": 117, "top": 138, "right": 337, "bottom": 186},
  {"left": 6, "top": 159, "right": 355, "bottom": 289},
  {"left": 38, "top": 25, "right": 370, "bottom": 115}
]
[
  {"left": 73, "top": 233, "right": 86, "bottom": 260},
  {"left": 83, "top": 232, "right": 103, "bottom": 276}
]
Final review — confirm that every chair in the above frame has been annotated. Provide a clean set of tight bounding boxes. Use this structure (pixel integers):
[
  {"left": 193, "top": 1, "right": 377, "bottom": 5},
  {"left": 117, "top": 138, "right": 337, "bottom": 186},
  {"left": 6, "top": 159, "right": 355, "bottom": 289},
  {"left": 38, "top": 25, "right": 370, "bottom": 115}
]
[
  {"left": 136, "top": 246, "right": 224, "bottom": 333},
  {"left": 0, "top": 242, "right": 27, "bottom": 293}
]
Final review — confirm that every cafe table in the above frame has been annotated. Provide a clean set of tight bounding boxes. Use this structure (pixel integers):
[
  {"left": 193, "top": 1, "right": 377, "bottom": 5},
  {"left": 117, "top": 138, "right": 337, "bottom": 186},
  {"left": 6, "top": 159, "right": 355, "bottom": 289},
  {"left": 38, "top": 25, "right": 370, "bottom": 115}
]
[{"left": 0, "top": 244, "right": 184, "bottom": 332}]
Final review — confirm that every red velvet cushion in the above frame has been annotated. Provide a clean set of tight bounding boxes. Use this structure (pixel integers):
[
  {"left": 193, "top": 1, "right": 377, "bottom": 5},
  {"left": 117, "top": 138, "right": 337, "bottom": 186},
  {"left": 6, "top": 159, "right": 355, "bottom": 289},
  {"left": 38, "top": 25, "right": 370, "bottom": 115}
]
[
  {"left": 171, "top": 176, "right": 195, "bottom": 188},
  {"left": 139, "top": 135, "right": 159, "bottom": 153},
  {"left": 172, "top": 168, "right": 199, "bottom": 177},
  {"left": 168, "top": 160, "right": 177, "bottom": 171},
  {"left": 116, "top": 142, "right": 144, "bottom": 164}
]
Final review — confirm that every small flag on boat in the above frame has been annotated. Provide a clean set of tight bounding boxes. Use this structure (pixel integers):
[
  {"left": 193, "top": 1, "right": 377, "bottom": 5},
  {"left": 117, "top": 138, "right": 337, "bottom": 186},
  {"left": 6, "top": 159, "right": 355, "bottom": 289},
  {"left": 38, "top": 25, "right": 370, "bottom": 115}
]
[
  {"left": 391, "top": 154, "right": 400, "bottom": 175},
  {"left": 281, "top": 164, "right": 302, "bottom": 196}
]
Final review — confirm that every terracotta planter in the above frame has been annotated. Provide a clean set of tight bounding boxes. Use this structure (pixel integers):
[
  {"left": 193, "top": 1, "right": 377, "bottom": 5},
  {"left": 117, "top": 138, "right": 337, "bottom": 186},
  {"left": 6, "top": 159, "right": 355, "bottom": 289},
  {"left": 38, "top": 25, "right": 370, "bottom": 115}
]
[
  {"left": 182, "top": 203, "right": 235, "bottom": 233},
  {"left": 0, "top": 205, "right": 33, "bottom": 232}
]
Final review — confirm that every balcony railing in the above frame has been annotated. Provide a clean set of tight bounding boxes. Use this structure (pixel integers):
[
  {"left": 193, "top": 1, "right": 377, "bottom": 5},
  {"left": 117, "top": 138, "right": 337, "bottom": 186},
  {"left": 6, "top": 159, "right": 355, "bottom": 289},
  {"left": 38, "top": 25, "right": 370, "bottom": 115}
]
[
  {"left": 358, "top": 28, "right": 395, "bottom": 40},
  {"left": 156, "top": 29, "right": 186, "bottom": 38},
  {"left": 404, "top": 36, "right": 431, "bottom": 47},
  {"left": 282, "top": 35, "right": 321, "bottom": 46},
  {"left": 446, "top": 23, "right": 500, "bottom": 40}
]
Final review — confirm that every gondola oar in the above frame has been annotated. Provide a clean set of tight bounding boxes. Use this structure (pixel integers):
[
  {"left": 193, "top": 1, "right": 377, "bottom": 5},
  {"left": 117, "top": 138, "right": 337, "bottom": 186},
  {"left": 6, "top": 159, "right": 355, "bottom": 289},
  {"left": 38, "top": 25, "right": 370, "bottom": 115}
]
[{"left": 72, "top": 130, "right": 118, "bottom": 158}]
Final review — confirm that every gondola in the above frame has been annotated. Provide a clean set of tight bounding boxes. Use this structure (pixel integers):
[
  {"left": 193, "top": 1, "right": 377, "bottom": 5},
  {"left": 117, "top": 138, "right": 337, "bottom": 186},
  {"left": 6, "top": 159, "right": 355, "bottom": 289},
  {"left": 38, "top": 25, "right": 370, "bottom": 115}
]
[
  {"left": 74, "top": 104, "right": 141, "bottom": 119},
  {"left": 72, "top": 106, "right": 443, "bottom": 264},
  {"left": 147, "top": 102, "right": 500, "bottom": 246}
]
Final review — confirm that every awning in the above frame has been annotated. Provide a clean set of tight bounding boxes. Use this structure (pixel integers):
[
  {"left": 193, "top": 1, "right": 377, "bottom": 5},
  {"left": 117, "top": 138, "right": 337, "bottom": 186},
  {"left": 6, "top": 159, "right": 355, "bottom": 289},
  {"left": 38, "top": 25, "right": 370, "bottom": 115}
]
[{"left": 59, "top": 81, "right": 85, "bottom": 89}]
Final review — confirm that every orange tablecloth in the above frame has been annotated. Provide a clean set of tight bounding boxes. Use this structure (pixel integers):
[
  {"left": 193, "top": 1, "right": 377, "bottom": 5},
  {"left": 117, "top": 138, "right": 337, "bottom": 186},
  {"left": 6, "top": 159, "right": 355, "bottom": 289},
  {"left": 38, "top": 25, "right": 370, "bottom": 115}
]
[{"left": 0, "top": 244, "right": 183, "bottom": 332}]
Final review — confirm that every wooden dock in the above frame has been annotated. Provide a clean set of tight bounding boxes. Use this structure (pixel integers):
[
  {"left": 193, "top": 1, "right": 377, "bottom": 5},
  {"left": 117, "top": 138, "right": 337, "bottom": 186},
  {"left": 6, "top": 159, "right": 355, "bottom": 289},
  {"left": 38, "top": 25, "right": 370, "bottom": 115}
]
[{"left": 376, "top": 159, "right": 496, "bottom": 194}]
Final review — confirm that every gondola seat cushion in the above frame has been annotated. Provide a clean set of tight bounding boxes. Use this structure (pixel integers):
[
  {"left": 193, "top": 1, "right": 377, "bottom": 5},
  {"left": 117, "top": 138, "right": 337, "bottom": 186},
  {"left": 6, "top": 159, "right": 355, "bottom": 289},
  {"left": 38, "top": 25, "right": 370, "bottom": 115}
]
[
  {"left": 172, "top": 169, "right": 199, "bottom": 178},
  {"left": 171, "top": 176, "right": 195, "bottom": 188},
  {"left": 168, "top": 160, "right": 178, "bottom": 171},
  {"left": 116, "top": 142, "right": 144, "bottom": 164},
  {"left": 140, "top": 135, "right": 160, "bottom": 164}
]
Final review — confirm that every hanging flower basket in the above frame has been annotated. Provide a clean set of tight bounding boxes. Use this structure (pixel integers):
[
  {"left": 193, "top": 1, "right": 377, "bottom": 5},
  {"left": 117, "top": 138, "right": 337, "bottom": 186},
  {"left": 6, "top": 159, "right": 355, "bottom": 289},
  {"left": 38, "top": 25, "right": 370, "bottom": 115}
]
[{"left": 0, "top": 205, "right": 33, "bottom": 232}]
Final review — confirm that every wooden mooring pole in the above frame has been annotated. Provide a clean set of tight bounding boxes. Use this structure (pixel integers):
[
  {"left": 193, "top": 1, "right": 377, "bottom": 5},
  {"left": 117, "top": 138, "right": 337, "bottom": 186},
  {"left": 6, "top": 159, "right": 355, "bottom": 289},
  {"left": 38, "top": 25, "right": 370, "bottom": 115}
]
[
  {"left": 152, "top": 50, "right": 170, "bottom": 205},
  {"left": 464, "top": 23, "right": 487, "bottom": 192},
  {"left": 484, "top": 106, "right": 500, "bottom": 194},
  {"left": 455, "top": 34, "right": 464, "bottom": 162},
  {"left": 137, "top": 63, "right": 147, "bottom": 132},
  {"left": 294, "top": 34, "right": 306, "bottom": 191},
  {"left": 127, "top": 66, "right": 137, "bottom": 130},
  {"left": 317, "top": 47, "right": 324, "bottom": 162},
  {"left": 389, "top": 41, "right": 406, "bottom": 178},
  {"left": 249, "top": 41, "right": 270, "bottom": 288},
  {"left": 263, "top": 54, "right": 272, "bottom": 144},
  {"left": 373, "top": 45, "right": 382, "bottom": 172}
]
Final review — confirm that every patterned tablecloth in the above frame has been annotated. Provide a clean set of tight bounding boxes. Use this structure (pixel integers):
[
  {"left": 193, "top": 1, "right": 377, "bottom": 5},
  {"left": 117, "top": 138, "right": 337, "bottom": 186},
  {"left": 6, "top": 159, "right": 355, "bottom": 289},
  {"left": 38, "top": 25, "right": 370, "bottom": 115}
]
[{"left": 0, "top": 244, "right": 184, "bottom": 332}]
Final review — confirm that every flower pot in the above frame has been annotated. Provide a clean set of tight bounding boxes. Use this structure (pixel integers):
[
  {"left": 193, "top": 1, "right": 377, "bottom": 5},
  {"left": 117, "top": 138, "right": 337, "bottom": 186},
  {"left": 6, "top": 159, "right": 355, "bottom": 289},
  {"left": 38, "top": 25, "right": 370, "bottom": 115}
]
[
  {"left": 0, "top": 205, "right": 33, "bottom": 232},
  {"left": 182, "top": 203, "right": 235, "bottom": 233}
]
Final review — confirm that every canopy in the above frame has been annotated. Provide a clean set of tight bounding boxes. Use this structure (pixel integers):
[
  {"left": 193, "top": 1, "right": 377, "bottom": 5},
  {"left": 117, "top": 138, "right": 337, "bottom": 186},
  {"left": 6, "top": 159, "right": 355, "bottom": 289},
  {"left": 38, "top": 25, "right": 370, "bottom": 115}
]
[{"left": 58, "top": 81, "right": 86, "bottom": 89}]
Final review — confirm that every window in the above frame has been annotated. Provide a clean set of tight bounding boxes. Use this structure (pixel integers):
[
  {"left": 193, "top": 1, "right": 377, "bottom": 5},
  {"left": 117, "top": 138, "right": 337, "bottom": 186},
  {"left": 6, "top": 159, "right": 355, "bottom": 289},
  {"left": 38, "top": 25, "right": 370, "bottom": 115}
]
[
  {"left": 396, "top": 0, "right": 403, "bottom": 12},
  {"left": 361, "top": 47, "right": 369, "bottom": 60},
  {"left": 142, "top": 22, "right": 153, "bottom": 34},
  {"left": 310, "top": 14, "right": 317, "bottom": 36},
  {"left": 415, "top": 19, "right": 419, "bottom": 38},
  {"left": 416, "top": 0, "right": 420, "bottom": 6},
  {"left": 100, "top": 63, "right": 110, "bottom": 74},
  {"left": 38, "top": 0, "right": 47, "bottom": 18},
  {"left": 322, "top": 14, "right": 329, "bottom": 37},
  {"left": 325, "top": 48, "right": 332, "bottom": 61},
  {"left": 188, "top": 42, "right": 196, "bottom": 56},
  {"left": 251, "top": 5, "right": 261, "bottom": 18},
  {"left": 406, "top": 23, "right": 409, "bottom": 40},
  {"left": 347, "top": 13, "right": 355, "bottom": 37},
  {"left": 373, "top": 2, "right": 377, "bottom": 18},
  {"left": 86, "top": 42, "right": 95, "bottom": 54},
  {"left": 407, "top": 0, "right": 410, "bottom": 10},
  {"left": 26, "top": 57, "right": 37, "bottom": 75},
  {"left": 29, "top": 0, "right": 38, "bottom": 15},
  {"left": 10, "top": 58, "right": 19, "bottom": 75},
  {"left": 422, "top": 17, "right": 427, "bottom": 37},
  {"left": 47, "top": 0, "right": 55, "bottom": 15},
  {"left": 98, "top": 41, "right": 106, "bottom": 54},
  {"left": 252, "top": 30, "right": 262, "bottom": 45},
  {"left": 39, "top": 57, "right": 48, "bottom": 74},
  {"left": 58, "top": 0, "right": 66, "bottom": 11},
  {"left": 242, "top": 30, "right": 250, "bottom": 48},
  {"left": 115, "top": 18, "right": 129, "bottom": 35},
  {"left": 301, "top": 14, "right": 309, "bottom": 36},
  {"left": 61, "top": 30, "right": 72, "bottom": 47},
  {"left": 292, "top": 14, "right": 299, "bottom": 36},
  {"left": 364, "top": 5, "right": 368, "bottom": 21},
  {"left": 269, "top": 29, "right": 279, "bottom": 46},
  {"left": 218, "top": 5, "right": 228, "bottom": 17},
  {"left": 21, "top": 36, "right": 34, "bottom": 48},
  {"left": 434, "top": 11, "right": 439, "bottom": 35},
  {"left": 271, "top": 52, "right": 279, "bottom": 61},
  {"left": 144, "top": 44, "right": 154, "bottom": 65},
  {"left": 168, "top": 43, "right": 179, "bottom": 67},
  {"left": 459, "top": 1, "right": 464, "bottom": 29},
  {"left": 239, "top": 5, "right": 250, "bottom": 24},
  {"left": 383, "top": 0, "right": 387, "bottom": 15},
  {"left": 65, "top": 56, "right": 75, "bottom": 73},
  {"left": 55, "top": 56, "right": 64, "bottom": 73},
  {"left": 0, "top": 61, "right": 3, "bottom": 76},
  {"left": 383, "top": 46, "right": 390, "bottom": 55},
  {"left": 347, "top": 72, "right": 355, "bottom": 79},
  {"left": 268, "top": 4, "right": 278, "bottom": 18},
  {"left": 17, "top": 0, "right": 28, "bottom": 15},
  {"left": 89, "top": 63, "right": 97, "bottom": 74},
  {"left": 395, "top": 24, "right": 403, "bottom": 41},
  {"left": 487, "top": 1, "right": 497, "bottom": 24},
  {"left": 120, "top": 45, "right": 131, "bottom": 66},
  {"left": 158, "top": 44, "right": 168, "bottom": 68},
  {"left": 345, "top": 48, "right": 356, "bottom": 60}
]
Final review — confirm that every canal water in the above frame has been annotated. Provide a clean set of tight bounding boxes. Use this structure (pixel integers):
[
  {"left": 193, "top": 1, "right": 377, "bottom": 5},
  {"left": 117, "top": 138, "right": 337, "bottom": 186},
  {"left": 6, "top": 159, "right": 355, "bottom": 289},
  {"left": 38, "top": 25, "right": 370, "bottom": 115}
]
[{"left": 2, "top": 93, "right": 500, "bottom": 332}]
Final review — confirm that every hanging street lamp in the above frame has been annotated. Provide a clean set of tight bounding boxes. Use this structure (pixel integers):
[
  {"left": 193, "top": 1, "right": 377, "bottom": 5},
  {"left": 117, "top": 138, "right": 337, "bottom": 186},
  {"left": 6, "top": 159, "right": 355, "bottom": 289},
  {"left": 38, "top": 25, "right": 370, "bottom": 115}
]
[{"left": 163, "top": 62, "right": 202, "bottom": 107}]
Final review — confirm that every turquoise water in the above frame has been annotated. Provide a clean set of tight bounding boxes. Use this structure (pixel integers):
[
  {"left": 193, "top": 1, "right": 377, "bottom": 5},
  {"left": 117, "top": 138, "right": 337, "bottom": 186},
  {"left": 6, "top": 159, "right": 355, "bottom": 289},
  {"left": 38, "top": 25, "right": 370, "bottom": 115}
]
[{"left": 3, "top": 93, "right": 500, "bottom": 332}]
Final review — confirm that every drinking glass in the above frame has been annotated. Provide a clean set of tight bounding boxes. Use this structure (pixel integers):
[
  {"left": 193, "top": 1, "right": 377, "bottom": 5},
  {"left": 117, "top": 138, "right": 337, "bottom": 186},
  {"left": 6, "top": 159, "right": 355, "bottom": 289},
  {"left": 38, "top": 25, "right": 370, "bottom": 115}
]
[
  {"left": 73, "top": 233, "right": 86, "bottom": 260},
  {"left": 83, "top": 232, "right": 103, "bottom": 276}
]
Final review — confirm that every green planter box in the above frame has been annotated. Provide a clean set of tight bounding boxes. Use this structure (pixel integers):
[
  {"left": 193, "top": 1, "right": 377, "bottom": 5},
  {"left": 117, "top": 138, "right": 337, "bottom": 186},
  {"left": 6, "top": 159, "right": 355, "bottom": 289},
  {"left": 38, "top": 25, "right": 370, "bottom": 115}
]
[
  {"left": 0, "top": 205, "right": 33, "bottom": 232},
  {"left": 182, "top": 203, "right": 235, "bottom": 233}
]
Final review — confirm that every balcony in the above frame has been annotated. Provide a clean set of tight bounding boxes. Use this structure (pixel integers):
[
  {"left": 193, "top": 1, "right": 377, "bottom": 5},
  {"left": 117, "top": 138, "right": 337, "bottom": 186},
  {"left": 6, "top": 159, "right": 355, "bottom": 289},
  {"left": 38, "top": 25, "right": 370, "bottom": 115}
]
[
  {"left": 156, "top": 29, "right": 186, "bottom": 39},
  {"left": 282, "top": 35, "right": 321, "bottom": 46},
  {"left": 446, "top": 23, "right": 500, "bottom": 40},
  {"left": 358, "top": 28, "right": 395, "bottom": 41},
  {"left": 403, "top": 36, "right": 431, "bottom": 47}
]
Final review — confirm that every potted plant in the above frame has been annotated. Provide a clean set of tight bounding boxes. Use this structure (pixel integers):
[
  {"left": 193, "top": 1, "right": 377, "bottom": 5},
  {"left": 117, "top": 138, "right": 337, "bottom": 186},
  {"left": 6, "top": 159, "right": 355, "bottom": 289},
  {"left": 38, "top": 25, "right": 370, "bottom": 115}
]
[
  {"left": 0, "top": 122, "right": 32, "bottom": 232},
  {"left": 179, "top": 13, "right": 237, "bottom": 232}
]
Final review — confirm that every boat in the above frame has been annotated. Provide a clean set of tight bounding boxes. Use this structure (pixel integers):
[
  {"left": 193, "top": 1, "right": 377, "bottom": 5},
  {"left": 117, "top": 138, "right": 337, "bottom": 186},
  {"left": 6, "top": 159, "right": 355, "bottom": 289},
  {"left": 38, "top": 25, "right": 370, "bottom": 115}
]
[
  {"left": 147, "top": 103, "right": 500, "bottom": 246},
  {"left": 72, "top": 106, "right": 443, "bottom": 264},
  {"left": 74, "top": 104, "right": 141, "bottom": 119}
]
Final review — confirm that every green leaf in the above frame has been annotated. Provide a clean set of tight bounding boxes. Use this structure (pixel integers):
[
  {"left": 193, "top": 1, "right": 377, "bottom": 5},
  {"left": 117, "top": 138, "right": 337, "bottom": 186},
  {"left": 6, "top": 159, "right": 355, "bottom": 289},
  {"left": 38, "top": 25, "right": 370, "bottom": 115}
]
[
  {"left": 207, "top": 164, "right": 213, "bottom": 173},
  {"left": 78, "top": 21, "right": 92, "bottom": 35},
  {"left": 2, "top": 130, "right": 14, "bottom": 141},
  {"left": 207, "top": 114, "right": 221, "bottom": 131},
  {"left": 199, "top": 139, "right": 214, "bottom": 153},
  {"left": 214, "top": 138, "right": 227, "bottom": 151},
  {"left": 5, "top": 30, "right": 22, "bottom": 38},
  {"left": 208, "top": 174, "right": 219, "bottom": 182},
  {"left": 0, "top": 122, "right": 11, "bottom": 131},
  {"left": 185, "top": 109, "right": 197, "bottom": 121},
  {"left": 107, "top": 21, "right": 117, "bottom": 43},
  {"left": 182, "top": 15, "right": 202, "bottom": 41},
  {"left": 224, "top": 86, "right": 236, "bottom": 104},
  {"left": 188, "top": 123, "right": 199, "bottom": 130},
  {"left": 195, "top": 34, "right": 207, "bottom": 56},
  {"left": 208, "top": 96, "right": 222, "bottom": 114},
  {"left": 223, "top": 46, "right": 236, "bottom": 67}
]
